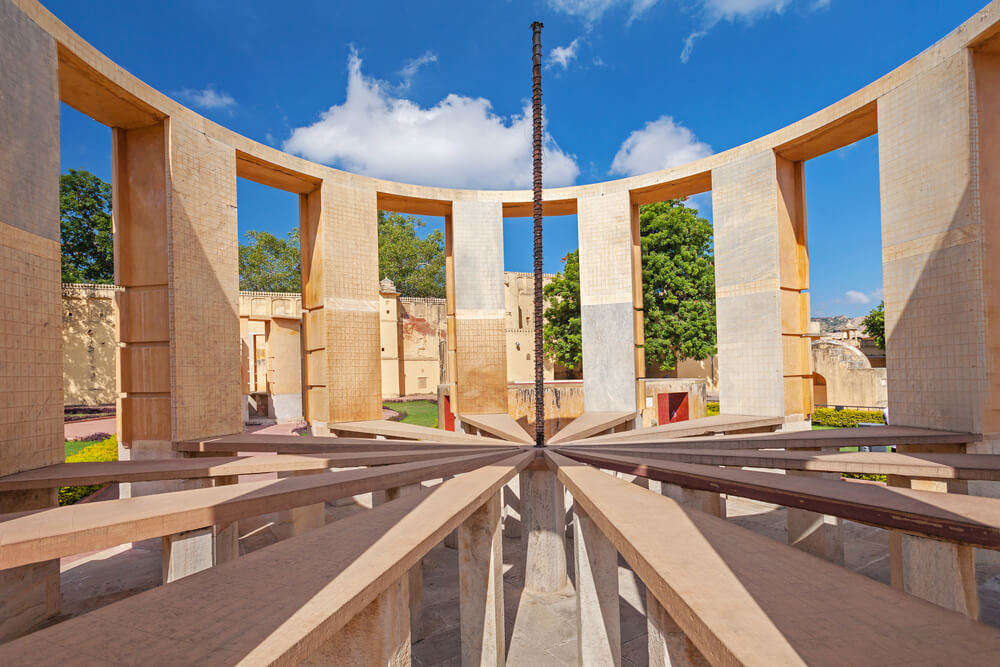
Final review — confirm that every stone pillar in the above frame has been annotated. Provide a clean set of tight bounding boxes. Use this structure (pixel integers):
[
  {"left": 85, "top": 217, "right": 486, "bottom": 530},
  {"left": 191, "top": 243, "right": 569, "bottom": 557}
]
[
  {"left": 300, "top": 182, "right": 382, "bottom": 432},
  {"left": 878, "top": 46, "right": 1000, "bottom": 566},
  {"left": 449, "top": 201, "right": 507, "bottom": 417},
  {"left": 0, "top": 2, "right": 62, "bottom": 640},
  {"left": 115, "top": 117, "right": 241, "bottom": 497},
  {"left": 521, "top": 469, "right": 568, "bottom": 593},
  {"left": 711, "top": 151, "right": 812, "bottom": 420},
  {"left": 786, "top": 447, "right": 844, "bottom": 564},
  {"left": 646, "top": 590, "right": 709, "bottom": 667},
  {"left": 459, "top": 492, "right": 505, "bottom": 666},
  {"left": 162, "top": 526, "right": 215, "bottom": 583},
  {"left": 573, "top": 503, "right": 621, "bottom": 666},
  {"left": 306, "top": 577, "right": 410, "bottom": 665},
  {"left": 656, "top": 482, "right": 725, "bottom": 518},
  {"left": 374, "top": 484, "right": 424, "bottom": 642},
  {"left": 213, "top": 475, "right": 240, "bottom": 564},
  {"left": 0, "top": 491, "right": 60, "bottom": 642},
  {"left": 888, "top": 463, "right": 977, "bottom": 617},
  {"left": 503, "top": 476, "right": 522, "bottom": 539},
  {"left": 577, "top": 192, "right": 639, "bottom": 414},
  {"left": 274, "top": 470, "right": 326, "bottom": 540}
]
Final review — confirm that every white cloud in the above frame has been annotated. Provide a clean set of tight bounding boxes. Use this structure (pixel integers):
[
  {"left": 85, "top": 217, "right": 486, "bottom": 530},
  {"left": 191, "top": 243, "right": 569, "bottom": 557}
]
[
  {"left": 546, "top": 0, "right": 659, "bottom": 26},
  {"left": 844, "top": 290, "right": 871, "bottom": 304},
  {"left": 175, "top": 86, "right": 237, "bottom": 110},
  {"left": 681, "top": 0, "right": 830, "bottom": 63},
  {"left": 548, "top": 38, "right": 582, "bottom": 70},
  {"left": 398, "top": 51, "right": 437, "bottom": 90},
  {"left": 609, "top": 116, "right": 712, "bottom": 176},
  {"left": 283, "top": 50, "right": 579, "bottom": 189}
]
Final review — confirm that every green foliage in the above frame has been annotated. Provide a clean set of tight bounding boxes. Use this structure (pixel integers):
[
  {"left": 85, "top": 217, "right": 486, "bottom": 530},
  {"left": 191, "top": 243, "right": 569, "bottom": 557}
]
[
  {"left": 383, "top": 400, "right": 438, "bottom": 428},
  {"left": 842, "top": 472, "right": 887, "bottom": 482},
  {"left": 60, "top": 169, "right": 113, "bottom": 284},
  {"left": 640, "top": 200, "right": 717, "bottom": 372},
  {"left": 542, "top": 250, "right": 583, "bottom": 368},
  {"left": 239, "top": 229, "right": 301, "bottom": 292},
  {"left": 811, "top": 408, "right": 885, "bottom": 428},
  {"left": 59, "top": 435, "right": 118, "bottom": 506},
  {"left": 237, "top": 212, "right": 445, "bottom": 297},
  {"left": 542, "top": 199, "right": 717, "bottom": 372},
  {"left": 377, "top": 211, "right": 446, "bottom": 298},
  {"left": 863, "top": 301, "right": 885, "bottom": 350},
  {"left": 706, "top": 401, "right": 720, "bottom": 416}
]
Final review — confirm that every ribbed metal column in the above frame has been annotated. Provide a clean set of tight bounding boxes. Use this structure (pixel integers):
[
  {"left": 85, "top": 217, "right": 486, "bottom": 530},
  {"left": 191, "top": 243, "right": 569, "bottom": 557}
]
[{"left": 530, "top": 21, "right": 545, "bottom": 447}]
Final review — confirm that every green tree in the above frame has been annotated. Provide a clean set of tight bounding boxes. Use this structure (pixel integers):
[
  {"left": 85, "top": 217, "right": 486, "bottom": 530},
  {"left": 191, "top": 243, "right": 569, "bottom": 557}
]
[
  {"left": 863, "top": 300, "right": 885, "bottom": 350},
  {"left": 542, "top": 250, "right": 582, "bottom": 368},
  {"left": 239, "top": 229, "right": 301, "bottom": 292},
  {"left": 60, "top": 169, "right": 113, "bottom": 283},
  {"left": 542, "top": 199, "right": 717, "bottom": 373},
  {"left": 639, "top": 200, "right": 717, "bottom": 372},
  {"left": 377, "top": 211, "right": 445, "bottom": 298}
]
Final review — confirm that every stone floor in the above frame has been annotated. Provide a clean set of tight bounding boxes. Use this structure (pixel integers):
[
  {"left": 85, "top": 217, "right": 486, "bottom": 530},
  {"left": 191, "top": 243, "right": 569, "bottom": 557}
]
[{"left": 53, "top": 484, "right": 1000, "bottom": 665}]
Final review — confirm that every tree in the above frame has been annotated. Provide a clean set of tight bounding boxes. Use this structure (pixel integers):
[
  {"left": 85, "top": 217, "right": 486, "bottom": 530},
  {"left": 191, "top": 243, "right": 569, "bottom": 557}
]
[
  {"left": 639, "top": 200, "right": 717, "bottom": 372},
  {"left": 239, "top": 229, "right": 301, "bottom": 292},
  {"left": 542, "top": 198, "right": 717, "bottom": 373},
  {"left": 377, "top": 211, "right": 445, "bottom": 298},
  {"left": 863, "top": 300, "right": 885, "bottom": 350},
  {"left": 542, "top": 250, "right": 582, "bottom": 368},
  {"left": 237, "top": 211, "right": 446, "bottom": 296},
  {"left": 60, "top": 169, "right": 113, "bottom": 283}
]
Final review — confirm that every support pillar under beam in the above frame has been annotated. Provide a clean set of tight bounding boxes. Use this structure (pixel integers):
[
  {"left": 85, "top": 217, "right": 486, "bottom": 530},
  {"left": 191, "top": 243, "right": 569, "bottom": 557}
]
[
  {"left": 521, "top": 469, "right": 568, "bottom": 593},
  {"left": 646, "top": 590, "right": 709, "bottom": 667},
  {"left": 274, "top": 470, "right": 326, "bottom": 540},
  {"left": 786, "top": 448, "right": 843, "bottom": 564},
  {"left": 573, "top": 502, "right": 621, "bottom": 666},
  {"left": 888, "top": 475, "right": 978, "bottom": 618},
  {"left": 459, "top": 492, "right": 505, "bottom": 666},
  {"left": 305, "top": 577, "right": 410, "bottom": 665},
  {"left": 374, "top": 484, "right": 425, "bottom": 642}
]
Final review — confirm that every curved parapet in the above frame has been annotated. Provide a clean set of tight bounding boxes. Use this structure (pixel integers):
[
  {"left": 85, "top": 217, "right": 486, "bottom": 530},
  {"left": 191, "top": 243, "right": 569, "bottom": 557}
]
[{"left": 3, "top": 0, "right": 998, "bottom": 205}]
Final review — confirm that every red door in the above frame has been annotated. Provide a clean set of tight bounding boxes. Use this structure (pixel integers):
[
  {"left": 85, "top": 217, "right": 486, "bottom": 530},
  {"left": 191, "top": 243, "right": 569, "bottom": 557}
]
[
  {"left": 443, "top": 395, "right": 456, "bottom": 431},
  {"left": 657, "top": 392, "right": 690, "bottom": 424}
]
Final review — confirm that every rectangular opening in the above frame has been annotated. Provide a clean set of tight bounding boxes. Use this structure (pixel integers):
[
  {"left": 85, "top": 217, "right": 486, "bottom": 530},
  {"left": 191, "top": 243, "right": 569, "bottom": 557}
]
[
  {"left": 236, "top": 176, "right": 302, "bottom": 425},
  {"left": 629, "top": 191, "right": 718, "bottom": 427},
  {"left": 803, "top": 134, "right": 886, "bottom": 416},
  {"left": 59, "top": 102, "right": 120, "bottom": 473}
]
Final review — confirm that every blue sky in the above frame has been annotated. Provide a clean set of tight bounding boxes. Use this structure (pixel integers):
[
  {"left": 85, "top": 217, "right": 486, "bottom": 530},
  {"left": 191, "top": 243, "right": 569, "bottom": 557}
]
[{"left": 54, "top": 0, "right": 986, "bottom": 316}]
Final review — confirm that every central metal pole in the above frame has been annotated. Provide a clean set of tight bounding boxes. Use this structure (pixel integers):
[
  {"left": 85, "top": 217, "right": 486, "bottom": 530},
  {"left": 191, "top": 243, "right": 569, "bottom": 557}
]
[{"left": 531, "top": 21, "right": 545, "bottom": 447}]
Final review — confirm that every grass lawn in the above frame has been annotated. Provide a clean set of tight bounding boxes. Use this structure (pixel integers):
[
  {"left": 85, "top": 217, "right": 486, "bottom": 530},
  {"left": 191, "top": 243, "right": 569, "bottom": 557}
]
[
  {"left": 384, "top": 400, "right": 438, "bottom": 428},
  {"left": 65, "top": 440, "right": 99, "bottom": 458},
  {"left": 811, "top": 424, "right": 839, "bottom": 430}
]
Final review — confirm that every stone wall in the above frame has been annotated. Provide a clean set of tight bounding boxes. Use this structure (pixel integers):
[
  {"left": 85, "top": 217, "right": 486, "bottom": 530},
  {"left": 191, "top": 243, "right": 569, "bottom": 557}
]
[
  {"left": 62, "top": 284, "right": 118, "bottom": 406},
  {"left": 812, "top": 339, "right": 887, "bottom": 409}
]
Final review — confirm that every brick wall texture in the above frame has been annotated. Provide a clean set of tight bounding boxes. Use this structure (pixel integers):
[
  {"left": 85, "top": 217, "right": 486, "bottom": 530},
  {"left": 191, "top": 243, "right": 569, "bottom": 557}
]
[
  {"left": 578, "top": 192, "right": 637, "bottom": 412},
  {"left": 451, "top": 201, "right": 507, "bottom": 414},
  {"left": 712, "top": 151, "right": 785, "bottom": 417},
  {"left": 168, "top": 120, "right": 242, "bottom": 440},
  {"left": 319, "top": 182, "right": 382, "bottom": 422},
  {"left": 0, "top": 1, "right": 61, "bottom": 477},
  {"left": 878, "top": 50, "right": 992, "bottom": 433}
]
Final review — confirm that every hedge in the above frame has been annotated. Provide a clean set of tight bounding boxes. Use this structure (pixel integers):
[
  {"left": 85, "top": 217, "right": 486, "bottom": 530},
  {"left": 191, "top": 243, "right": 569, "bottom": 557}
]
[
  {"left": 59, "top": 435, "right": 118, "bottom": 506},
  {"left": 811, "top": 407, "right": 885, "bottom": 428}
]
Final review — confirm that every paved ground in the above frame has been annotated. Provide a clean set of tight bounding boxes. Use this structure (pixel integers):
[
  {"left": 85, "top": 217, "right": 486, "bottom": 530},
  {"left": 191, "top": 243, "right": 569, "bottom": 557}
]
[
  {"left": 54, "top": 481, "right": 1000, "bottom": 665},
  {"left": 63, "top": 417, "right": 116, "bottom": 441}
]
